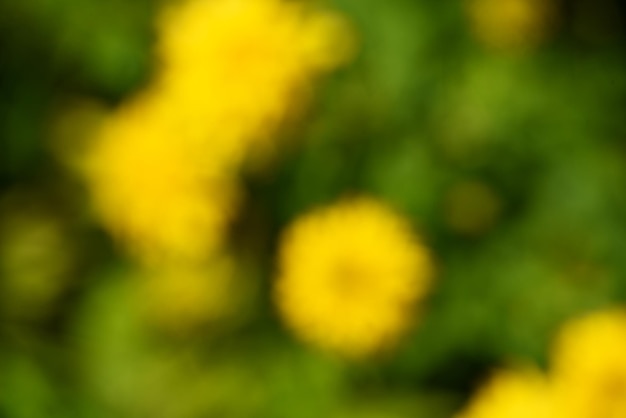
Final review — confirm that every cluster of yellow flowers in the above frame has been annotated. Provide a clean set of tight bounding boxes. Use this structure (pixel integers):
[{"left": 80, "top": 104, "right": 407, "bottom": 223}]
[
  {"left": 274, "top": 198, "right": 434, "bottom": 358},
  {"left": 82, "top": 0, "right": 353, "bottom": 331},
  {"left": 155, "top": 0, "right": 354, "bottom": 159},
  {"left": 456, "top": 309, "right": 626, "bottom": 418}
]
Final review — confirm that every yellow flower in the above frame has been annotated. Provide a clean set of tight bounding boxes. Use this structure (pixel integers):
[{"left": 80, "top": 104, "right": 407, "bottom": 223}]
[
  {"left": 458, "top": 310, "right": 626, "bottom": 418},
  {"left": 155, "top": 0, "right": 355, "bottom": 157},
  {"left": 274, "top": 197, "right": 433, "bottom": 358},
  {"left": 551, "top": 310, "right": 626, "bottom": 418},
  {"left": 466, "top": 0, "right": 555, "bottom": 52},
  {"left": 82, "top": 0, "right": 355, "bottom": 268},
  {"left": 455, "top": 368, "right": 553, "bottom": 418},
  {"left": 84, "top": 96, "right": 240, "bottom": 265}
]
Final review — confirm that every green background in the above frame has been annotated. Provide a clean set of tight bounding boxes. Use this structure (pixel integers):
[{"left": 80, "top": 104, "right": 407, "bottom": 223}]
[{"left": 1, "top": 0, "right": 626, "bottom": 416}]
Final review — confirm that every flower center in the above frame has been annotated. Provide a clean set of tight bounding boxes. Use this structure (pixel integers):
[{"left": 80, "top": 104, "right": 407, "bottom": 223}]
[{"left": 332, "top": 261, "right": 370, "bottom": 297}]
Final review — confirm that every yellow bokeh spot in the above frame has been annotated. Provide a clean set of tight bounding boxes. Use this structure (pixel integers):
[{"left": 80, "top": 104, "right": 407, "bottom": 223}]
[
  {"left": 466, "top": 0, "right": 555, "bottom": 52},
  {"left": 137, "top": 257, "right": 238, "bottom": 334}
]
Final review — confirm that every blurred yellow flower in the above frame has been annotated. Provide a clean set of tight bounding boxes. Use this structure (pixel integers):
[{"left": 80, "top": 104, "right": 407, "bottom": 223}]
[
  {"left": 455, "top": 368, "right": 553, "bottom": 418},
  {"left": 156, "top": 0, "right": 355, "bottom": 157},
  {"left": 551, "top": 309, "right": 626, "bottom": 418},
  {"left": 84, "top": 98, "right": 240, "bottom": 265},
  {"left": 466, "top": 0, "right": 555, "bottom": 52},
  {"left": 274, "top": 198, "right": 433, "bottom": 358},
  {"left": 82, "top": 0, "right": 354, "bottom": 265}
]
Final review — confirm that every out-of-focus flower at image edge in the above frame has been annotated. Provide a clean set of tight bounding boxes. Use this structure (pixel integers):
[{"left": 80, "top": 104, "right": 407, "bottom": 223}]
[
  {"left": 551, "top": 310, "right": 626, "bottom": 418},
  {"left": 155, "top": 0, "right": 356, "bottom": 160},
  {"left": 454, "top": 368, "right": 552, "bottom": 418},
  {"left": 456, "top": 309, "right": 626, "bottom": 418},
  {"left": 275, "top": 197, "right": 434, "bottom": 359}
]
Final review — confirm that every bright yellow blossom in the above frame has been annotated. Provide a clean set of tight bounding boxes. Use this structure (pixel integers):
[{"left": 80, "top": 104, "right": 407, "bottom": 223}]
[
  {"left": 274, "top": 197, "right": 433, "bottom": 358},
  {"left": 82, "top": 0, "right": 354, "bottom": 265},
  {"left": 551, "top": 310, "right": 626, "bottom": 418},
  {"left": 84, "top": 97, "right": 240, "bottom": 265},
  {"left": 155, "top": 0, "right": 355, "bottom": 157},
  {"left": 82, "top": 0, "right": 354, "bottom": 280},
  {"left": 455, "top": 368, "right": 553, "bottom": 418},
  {"left": 457, "top": 309, "right": 626, "bottom": 418}
]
